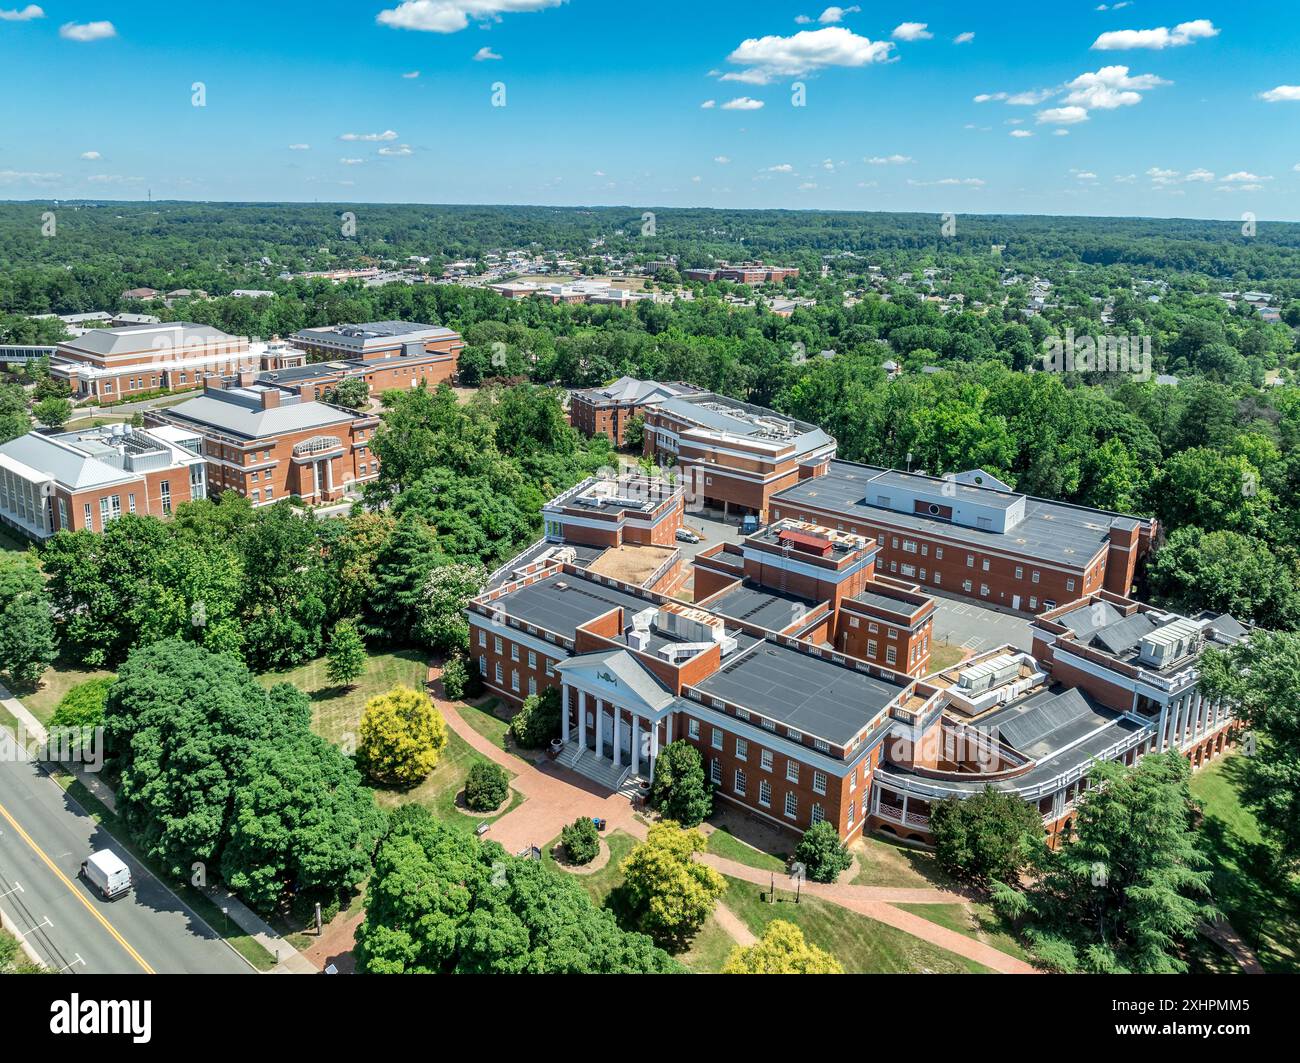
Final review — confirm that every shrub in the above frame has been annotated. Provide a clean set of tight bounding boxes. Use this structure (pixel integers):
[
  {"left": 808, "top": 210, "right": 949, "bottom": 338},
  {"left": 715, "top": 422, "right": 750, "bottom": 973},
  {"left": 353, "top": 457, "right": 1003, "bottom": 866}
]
[
  {"left": 440, "top": 654, "right": 470, "bottom": 701},
  {"left": 794, "top": 821, "right": 852, "bottom": 883},
  {"left": 464, "top": 760, "right": 510, "bottom": 812},
  {"left": 560, "top": 817, "right": 600, "bottom": 865},
  {"left": 647, "top": 740, "right": 712, "bottom": 827},
  {"left": 509, "top": 687, "right": 561, "bottom": 748}
]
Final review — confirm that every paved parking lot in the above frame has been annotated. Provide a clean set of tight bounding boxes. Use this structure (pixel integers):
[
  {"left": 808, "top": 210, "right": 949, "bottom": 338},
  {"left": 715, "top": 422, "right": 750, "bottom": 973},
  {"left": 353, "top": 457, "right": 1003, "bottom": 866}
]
[
  {"left": 678, "top": 510, "right": 742, "bottom": 560},
  {"left": 929, "top": 594, "right": 1034, "bottom": 654}
]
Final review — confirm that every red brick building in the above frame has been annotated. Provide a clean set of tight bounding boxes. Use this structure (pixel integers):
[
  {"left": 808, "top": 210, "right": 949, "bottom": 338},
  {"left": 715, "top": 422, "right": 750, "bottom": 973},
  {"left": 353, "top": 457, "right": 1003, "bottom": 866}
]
[
  {"left": 0, "top": 423, "right": 207, "bottom": 540},
  {"left": 146, "top": 377, "right": 380, "bottom": 506},
  {"left": 771, "top": 461, "right": 1158, "bottom": 615},
  {"left": 267, "top": 321, "right": 463, "bottom": 400},
  {"left": 50, "top": 321, "right": 255, "bottom": 402},
  {"left": 642, "top": 392, "right": 836, "bottom": 522},
  {"left": 568, "top": 377, "right": 701, "bottom": 447}
]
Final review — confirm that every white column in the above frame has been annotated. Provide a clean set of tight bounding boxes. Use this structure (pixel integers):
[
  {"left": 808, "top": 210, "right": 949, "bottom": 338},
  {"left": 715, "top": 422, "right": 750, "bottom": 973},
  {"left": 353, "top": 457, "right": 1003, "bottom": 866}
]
[
  {"left": 326, "top": 456, "right": 334, "bottom": 494},
  {"left": 578, "top": 690, "right": 587, "bottom": 751},
  {"left": 666, "top": 714, "right": 674, "bottom": 745},
  {"left": 649, "top": 719, "right": 660, "bottom": 780},
  {"left": 595, "top": 699, "right": 604, "bottom": 760},
  {"left": 632, "top": 715, "right": 641, "bottom": 776},
  {"left": 561, "top": 680, "right": 571, "bottom": 743},
  {"left": 612, "top": 709, "right": 622, "bottom": 768}
]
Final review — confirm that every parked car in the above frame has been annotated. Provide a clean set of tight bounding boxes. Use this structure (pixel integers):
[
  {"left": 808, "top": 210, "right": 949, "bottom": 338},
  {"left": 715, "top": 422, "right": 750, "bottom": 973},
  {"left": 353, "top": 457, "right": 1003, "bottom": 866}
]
[
  {"left": 675, "top": 528, "right": 701, "bottom": 544},
  {"left": 80, "top": 849, "right": 132, "bottom": 900}
]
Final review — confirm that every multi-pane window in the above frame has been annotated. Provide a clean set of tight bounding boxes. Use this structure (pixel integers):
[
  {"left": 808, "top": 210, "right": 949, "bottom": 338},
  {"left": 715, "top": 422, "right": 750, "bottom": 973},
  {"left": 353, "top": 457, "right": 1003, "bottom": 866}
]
[
  {"left": 758, "top": 779, "right": 772, "bottom": 807},
  {"left": 710, "top": 759, "right": 722, "bottom": 785},
  {"left": 760, "top": 749, "right": 773, "bottom": 771},
  {"left": 786, "top": 760, "right": 800, "bottom": 783},
  {"left": 711, "top": 728, "right": 723, "bottom": 750},
  {"left": 813, "top": 771, "right": 827, "bottom": 795},
  {"left": 160, "top": 480, "right": 171, "bottom": 515},
  {"left": 494, "top": 662, "right": 504, "bottom": 683},
  {"left": 527, "top": 650, "right": 536, "bottom": 669},
  {"left": 735, "top": 738, "right": 748, "bottom": 761},
  {"left": 688, "top": 719, "right": 700, "bottom": 739},
  {"left": 510, "top": 670, "right": 520, "bottom": 692},
  {"left": 784, "top": 792, "right": 798, "bottom": 819},
  {"left": 733, "top": 769, "right": 746, "bottom": 797},
  {"left": 811, "top": 804, "right": 825, "bottom": 825}
]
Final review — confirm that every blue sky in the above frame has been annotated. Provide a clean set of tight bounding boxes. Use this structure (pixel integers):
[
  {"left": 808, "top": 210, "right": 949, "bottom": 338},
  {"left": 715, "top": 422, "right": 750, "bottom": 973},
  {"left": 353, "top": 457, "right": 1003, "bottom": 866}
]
[{"left": 1, "top": 1, "right": 1298, "bottom": 218}]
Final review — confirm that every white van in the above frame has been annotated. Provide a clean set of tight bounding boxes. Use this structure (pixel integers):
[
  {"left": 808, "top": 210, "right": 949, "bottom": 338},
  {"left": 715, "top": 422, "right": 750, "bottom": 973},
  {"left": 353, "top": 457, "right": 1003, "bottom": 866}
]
[{"left": 81, "top": 849, "right": 132, "bottom": 900}]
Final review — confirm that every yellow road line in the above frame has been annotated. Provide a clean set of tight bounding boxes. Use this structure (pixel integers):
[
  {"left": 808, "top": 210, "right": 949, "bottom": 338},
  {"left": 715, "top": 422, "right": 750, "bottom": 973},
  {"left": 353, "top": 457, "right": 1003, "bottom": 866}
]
[{"left": 0, "top": 797, "right": 154, "bottom": 974}]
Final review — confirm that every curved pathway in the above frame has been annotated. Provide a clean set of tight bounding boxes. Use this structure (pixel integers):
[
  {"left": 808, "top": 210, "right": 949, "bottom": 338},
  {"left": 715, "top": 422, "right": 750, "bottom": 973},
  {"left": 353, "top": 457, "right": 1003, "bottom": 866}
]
[{"left": 431, "top": 664, "right": 1037, "bottom": 974}]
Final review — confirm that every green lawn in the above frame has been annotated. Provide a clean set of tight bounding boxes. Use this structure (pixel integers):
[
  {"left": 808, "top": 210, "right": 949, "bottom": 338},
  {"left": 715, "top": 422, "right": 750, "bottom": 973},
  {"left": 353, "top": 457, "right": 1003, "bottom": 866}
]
[
  {"left": 678, "top": 912, "right": 741, "bottom": 973},
  {"left": 372, "top": 725, "right": 523, "bottom": 835},
  {"left": 0, "top": 525, "right": 30, "bottom": 557},
  {"left": 926, "top": 641, "right": 966, "bottom": 675},
  {"left": 1191, "top": 754, "right": 1300, "bottom": 972},
  {"left": 257, "top": 647, "right": 427, "bottom": 746},
  {"left": 852, "top": 833, "right": 958, "bottom": 890},
  {"left": 456, "top": 697, "right": 512, "bottom": 750},
  {"left": 703, "top": 823, "right": 788, "bottom": 873},
  {"left": 894, "top": 901, "right": 1033, "bottom": 964},
  {"left": 721, "top": 875, "right": 991, "bottom": 973},
  {"left": 541, "top": 829, "right": 638, "bottom": 907},
  {"left": 19, "top": 657, "right": 117, "bottom": 726}
]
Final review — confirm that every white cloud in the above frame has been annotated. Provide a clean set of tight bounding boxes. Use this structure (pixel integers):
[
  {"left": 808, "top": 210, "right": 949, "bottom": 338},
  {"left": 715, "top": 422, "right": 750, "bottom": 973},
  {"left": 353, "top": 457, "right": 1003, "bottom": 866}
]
[
  {"left": 909, "top": 176, "right": 985, "bottom": 187},
  {"left": 1221, "top": 171, "right": 1270, "bottom": 183},
  {"left": 1037, "top": 105, "right": 1090, "bottom": 124},
  {"left": 402, "top": 70, "right": 421, "bottom": 78},
  {"left": 1146, "top": 167, "right": 1180, "bottom": 185},
  {"left": 721, "top": 96, "right": 764, "bottom": 110},
  {"left": 817, "top": 6, "right": 859, "bottom": 23},
  {"left": 1010, "top": 129, "right": 1033, "bottom": 138},
  {"left": 59, "top": 20, "right": 115, "bottom": 41},
  {"left": 376, "top": 0, "right": 564, "bottom": 34},
  {"left": 714, "top": 155, "right": 730, "bottom": 163},
  {"left": 892, "top": 22, "right": 932, "bottom": 42},
  {"left": 953, "top": 31, "right": 974, "bottom": 44},
  {"left": 866, "top": 154, "right": 913, "bottom": 164},
  {"left": 798, "top": 181, "right": 818, "bottom": 189},
  {"left": 339, "top": 158, "right": 365, "bottom": 165},
  {"left": 473, "top": 46, "right": 502, "bottom": 61},
  {"left": 79, "top": 150, "right": 101, "bottom": 160},
  {"left": 1096, "top": 3, "right": 1133, "bottom": 10},
  {"left": 767, "top": 163, "right": 794, "bottom": 172},
  {"left": 1073, "top": 170, "right": 1098, "bottom": 180},
  {"left": 1259, "top": 85, "right": 1300, "bottom": 103},
  {"left": 700, "top": 99, "right": 716, "bottom": 109},
  {"left": 378, "top": 144, "right": 414, "bottom": 156},
  {"left": 1063, "top": 66, "right": 1169, "bottom": 110},
  {"left": 288, "top": 143, "right": 311, "bottom": 151},
  {"left": 724, "top": 26, "right": 893, "bottom": 84},
  {"left": 0, "top": 169, "right": 61, "bottom": 184},
  {"left": 1092, "top": 20, "right": 1219, "bottom": 50},
  {"left": 339, "top": 130, "right": 399, "bottom": 141},
  {"left": 0, "top": 5, "right": 44, "bottom": 21},
  {"left": 976, "top": 88, "right": 1054, "bottom": 105},
  {"left": 1053, "top": 129, "right": 1071, "bottom": 136},
  {"left": 691, "top": 175, "right": 702, "bottom": 183}
]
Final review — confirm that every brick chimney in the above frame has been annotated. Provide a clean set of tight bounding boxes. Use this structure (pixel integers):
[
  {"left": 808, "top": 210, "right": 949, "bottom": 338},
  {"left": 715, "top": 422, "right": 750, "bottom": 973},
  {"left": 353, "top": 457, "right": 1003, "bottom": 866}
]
[{"left": 260, "top": 389, "right": 282, "bottom": 410}]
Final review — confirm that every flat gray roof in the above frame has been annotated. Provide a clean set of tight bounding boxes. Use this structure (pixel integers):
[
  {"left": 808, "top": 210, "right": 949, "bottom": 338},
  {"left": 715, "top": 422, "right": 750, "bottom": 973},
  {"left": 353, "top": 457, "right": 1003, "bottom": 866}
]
[
  {"left": 773, "top": 460, "right": 1140, "bottom": 568},
  {"left": 488, "top": 571, "right": 661, "bottom": 641},
  {"left": 692, "top": 639, "right": 904, "bottom": 746},
  {"left": 705, "top": 582, "right": 819, "bottom": 632}
]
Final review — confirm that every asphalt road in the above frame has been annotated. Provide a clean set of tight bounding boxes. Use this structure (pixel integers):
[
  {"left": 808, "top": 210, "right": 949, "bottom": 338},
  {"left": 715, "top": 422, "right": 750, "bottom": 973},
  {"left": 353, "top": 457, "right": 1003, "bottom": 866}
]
[{"left": 0, "top": 736, "right": 250, "bottom": 975}]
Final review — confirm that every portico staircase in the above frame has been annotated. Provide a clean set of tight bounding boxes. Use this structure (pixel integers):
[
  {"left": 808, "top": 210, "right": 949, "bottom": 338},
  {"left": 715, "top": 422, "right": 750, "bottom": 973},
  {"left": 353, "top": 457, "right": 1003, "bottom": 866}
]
[{"left": 555, "top": 742, "right": 632, "bottom": 791}]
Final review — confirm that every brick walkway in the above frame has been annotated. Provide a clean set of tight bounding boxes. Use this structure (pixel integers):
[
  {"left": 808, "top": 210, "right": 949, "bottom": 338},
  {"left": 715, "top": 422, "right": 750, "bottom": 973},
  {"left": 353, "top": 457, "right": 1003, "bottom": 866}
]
[{"left": 431, "top": 665, "right": 1037, "bottom": 974}]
